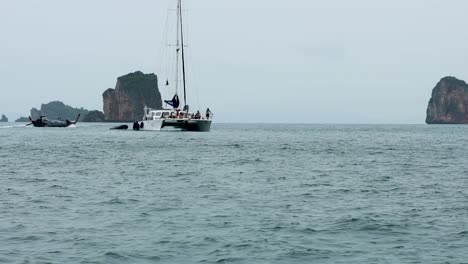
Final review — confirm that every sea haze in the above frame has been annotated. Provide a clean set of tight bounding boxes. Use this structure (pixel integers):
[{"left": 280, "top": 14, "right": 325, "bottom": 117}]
[{"left": 0, "top": 123, "right": 467, "bottom": 263}]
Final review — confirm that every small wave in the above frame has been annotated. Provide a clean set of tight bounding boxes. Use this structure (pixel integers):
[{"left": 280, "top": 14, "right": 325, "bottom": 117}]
[
  {"left": 6, "top": 235, "right": 42, "bottom": 242},
  {"left": 301, "top": 227, "right": 317, "bottom": 233},
  {"left": 300, "top": 183, "right": 321, "bottom": 187},
  {"left": 29, "top": 199, "right": 46, "bottom": 204},
  {"left": 23, "top": 178, "right": 48, "bottom": 183},
  {"left": 101, "top": 198, "right": 124, "bottom": 204},
  {"left": 129, "top": 254, "right": 161, "bottom": 261},
  {"left": 222, "top": 243, "right": 252, "bottom": 249},
  {"left": 169, "top": 171, "right": 193, "bottom": 177},
  {"left": 332, "top": 216, "right": 401, "bottom": 232},
  {"left": 0, "top": 224, "right": 26, "bottom": 232},
  {"left": 154, "top": 240, "right": 171, "bottom": 245},
  {"left": 216, "top": 258, "right": 244, "bottom": 263},
  {"left": 261, "top": 225, "right": 285, "bottom": 232},
  {"left": 332, "top": 188, "right": 351, "bottom": 193},
  {"left": 104, "top": 252, "right": 128, "bottom": 260},
  {"left": 282, "top": 247, "right": 333, "bottom": 259},
  {"left": 455, "top": 230, "right": 468, "bottom": 236},
  {"left": 0, "top": 257, "right": 13, "bottom": 263},
  {"left": 233, "top": 158, "right": 263, "bottom": 165},
  {"left": 0, "top": 125, "right": 28, "bottom": 129},
  {"left": 208, "top": 249, "right": 222, "bottom": 255},
  {"left": 150, "top": 207, "right": 174, "bottom": 212},
  {"left": 48, "top": 184, "right": 68, "bottom": 190},
  {"left": 100, "top": 197, "right": 140, "bottom": 205},
  {"left": 203, "top": 237, "right": 218, "bottom": 243}
]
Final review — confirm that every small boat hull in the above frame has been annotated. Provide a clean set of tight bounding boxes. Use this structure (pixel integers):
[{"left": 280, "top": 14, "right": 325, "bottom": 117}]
[
  {"left": 110, "top": 125, "right": 129, "bottom": 130},
  {"left": 28, "top": 114, "right": 80, "bottom": 128}
]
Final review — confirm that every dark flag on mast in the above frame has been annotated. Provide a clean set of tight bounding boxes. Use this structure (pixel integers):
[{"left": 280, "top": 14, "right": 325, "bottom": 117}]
[{"left": 165, "top": 94, "right": 180, "bottom": 108}]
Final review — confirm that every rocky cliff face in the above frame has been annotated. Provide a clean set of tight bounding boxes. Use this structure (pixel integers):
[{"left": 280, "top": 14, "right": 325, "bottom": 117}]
[
  {"left": 0, "top": 114, "right": 8, "bottom": 122},
  {"left": 426, "top": 77, "right": 468, "bottom": 124},
  {"left": 103, "top": 89, "right": 118, "bottom": 121},
  {"left": 103, "top": 71, "right": 162, "bottom": 121}
]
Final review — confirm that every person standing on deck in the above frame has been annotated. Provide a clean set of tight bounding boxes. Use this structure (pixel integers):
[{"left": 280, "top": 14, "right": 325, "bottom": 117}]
[{"left": 205, "top": 108, "right": 212, "bottom": 119}]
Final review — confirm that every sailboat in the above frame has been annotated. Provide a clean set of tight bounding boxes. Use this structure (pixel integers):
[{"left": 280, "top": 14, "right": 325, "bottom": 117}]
[{"left": 140, "top": 0, "right": 212, "bottom": 132}]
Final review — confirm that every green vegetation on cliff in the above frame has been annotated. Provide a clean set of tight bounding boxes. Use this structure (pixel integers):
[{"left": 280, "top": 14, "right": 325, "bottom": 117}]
[
  {"left": 15, "top": 117, "right": 30, "bottom": 122},
  {"left": 26, "top": 101, "right": 104, "bottom": 122},
  {"left": 31, "top": 101, "right": 90, "bottom": 120},
  {"left": 82, "top": 110, "right": 105, "bottom": 122}
]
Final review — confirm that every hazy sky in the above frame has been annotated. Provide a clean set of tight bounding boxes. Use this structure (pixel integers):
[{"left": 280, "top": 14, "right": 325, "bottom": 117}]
[{"left": 1, "top": 0, "right": 468, "bottom": 123}]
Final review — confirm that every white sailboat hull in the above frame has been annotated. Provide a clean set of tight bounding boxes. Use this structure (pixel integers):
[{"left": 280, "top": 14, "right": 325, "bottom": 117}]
[
  {"left": 140, "top": 118, "right": 211, "bottom": 132},
  {"left": 141, "top": 119, "right": 163, "bottom": 131}
]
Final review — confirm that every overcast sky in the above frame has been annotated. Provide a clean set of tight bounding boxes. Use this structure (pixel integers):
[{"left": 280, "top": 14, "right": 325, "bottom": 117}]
[{"left": 1, "top": 0, "right": 468, "bottom": 123}]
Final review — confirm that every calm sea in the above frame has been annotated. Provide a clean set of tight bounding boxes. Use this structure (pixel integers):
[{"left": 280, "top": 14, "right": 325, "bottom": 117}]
[{"left": 0, "top": 123, "right": 467, "bottom": 263}]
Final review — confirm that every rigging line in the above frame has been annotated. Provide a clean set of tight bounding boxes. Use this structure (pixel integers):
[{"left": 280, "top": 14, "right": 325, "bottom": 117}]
[
  {"left": 164, "top": 11, "right": 175, "bottom": 103},
  {"left": 158, "top": 3, "right": 173, "bottom": 104},
  {"left": 187, "top": 48, "right": 200, "bottom": 110},
  {"left": 184, "top": 12, "right": 200, "bottom": 110},
  {"left": 167, "top": 14, "right": 178, "bottom": 104},
  {"left": 156, "top": 22, "right": 168, "bottom": 75},
  {"left": 168, "top": 13, "right": 177, "bottom": 76},
  {"left": 175, "top": 0, "right": 181, "bottom": 97},
  {"left": 179, "top": 0, "right": 188, "bottom": 109},
  {"left": 158, "top": 1, "right": 174, "bottom": 93}
]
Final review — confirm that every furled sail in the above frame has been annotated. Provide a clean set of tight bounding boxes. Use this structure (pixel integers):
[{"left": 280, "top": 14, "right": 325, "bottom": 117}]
[{"left": 165, "top": 94, "right": 180, "bottom": 108}]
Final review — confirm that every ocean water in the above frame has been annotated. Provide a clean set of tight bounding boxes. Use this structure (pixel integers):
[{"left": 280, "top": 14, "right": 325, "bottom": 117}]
[{"left": 0, "top": 123, "right": 467, "bottom": 264}]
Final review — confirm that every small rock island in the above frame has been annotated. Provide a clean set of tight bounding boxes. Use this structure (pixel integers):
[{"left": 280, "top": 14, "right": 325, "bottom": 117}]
[
  {"left": 426, "top": 76, "right": 468, "bottom": 124},
  {"left": 0, "top": 114, "right": 8, "bottom": 122},
  {"left": 17, "top": 101, "right": 104, "bottom": 122},
  {"left": 82, "top": 110, "right": 105, "bottom": 122},
  {"left": 30, "top": 101, "right": 89, "bottom": 120},
  {"left": 15, "top": 117, "right": 30, "bottom": 122}
]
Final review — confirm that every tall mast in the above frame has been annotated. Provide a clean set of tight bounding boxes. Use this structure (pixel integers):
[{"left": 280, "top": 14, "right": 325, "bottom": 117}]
[
  {"left": 175, "top": 0, "right": 180, "bottom": 95},
  {"left": 179, "top": 0, "right": 188, "bottom": 109}
]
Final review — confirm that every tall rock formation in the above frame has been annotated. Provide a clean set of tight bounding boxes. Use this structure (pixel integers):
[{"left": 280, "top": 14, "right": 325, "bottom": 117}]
[
  {"left": 426, "top": 77, "right": 468, "bottom": 124},
  {"left": 0, "top": 114, "right": 8, "bottom": 122},
  {"left": 103, "top": 71, "right": 162, "bottom": 121}
]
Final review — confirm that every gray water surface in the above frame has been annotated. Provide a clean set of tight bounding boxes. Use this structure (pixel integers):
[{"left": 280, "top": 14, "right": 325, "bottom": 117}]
[{"left": 0, "top": 123, "right": 467, "bottom": 263}]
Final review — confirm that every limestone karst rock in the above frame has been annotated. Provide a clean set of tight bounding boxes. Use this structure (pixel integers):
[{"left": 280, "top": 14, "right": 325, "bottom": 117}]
[
  {"left": 103, "top": 71, "right": 162, "bottom": 121},
  {"left": 426, "top": 77, "right": 468, "bottom": 124}
]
